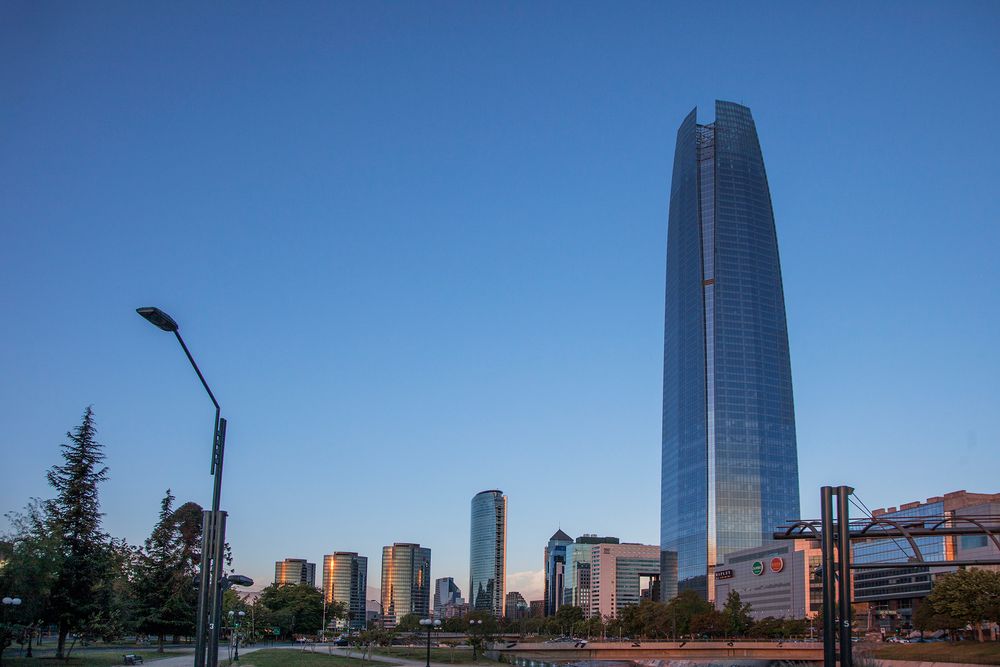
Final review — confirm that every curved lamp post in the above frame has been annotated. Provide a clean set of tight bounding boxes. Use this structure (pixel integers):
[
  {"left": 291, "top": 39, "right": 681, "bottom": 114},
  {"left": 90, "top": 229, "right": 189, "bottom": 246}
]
[
  {"left": 136, "top": 307, "right": 229, "bottom": 667},
  {"left": 419, "top": 618, "right": 441, "bottom": 667}
]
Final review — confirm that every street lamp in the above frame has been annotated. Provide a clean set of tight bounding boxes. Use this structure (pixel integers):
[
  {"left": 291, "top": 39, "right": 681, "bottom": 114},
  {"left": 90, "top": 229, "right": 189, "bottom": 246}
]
[
  {"left": 2, "top": 597, "right": 23, "bottom": 660},
  {"left": 419, "top": 618, "right": 441, "bottom": 667},
  {"left": 228, "top": 611, "right": 246, "bottom": 661},
  {"left": 136, "top": 306, "right": 229, "bottom": 667},
  {"left": 469, "top": 619, "right": 483, "bottom": 662}
]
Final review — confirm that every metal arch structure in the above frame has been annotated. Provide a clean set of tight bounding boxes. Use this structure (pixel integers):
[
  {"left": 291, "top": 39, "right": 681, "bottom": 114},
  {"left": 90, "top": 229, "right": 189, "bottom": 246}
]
[{"left": 773, "top": 487, "right": 1000, "bottom": 667}]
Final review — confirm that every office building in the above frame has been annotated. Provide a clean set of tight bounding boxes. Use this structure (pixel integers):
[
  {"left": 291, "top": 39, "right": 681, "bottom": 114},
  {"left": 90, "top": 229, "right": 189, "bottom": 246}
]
[
  {"left": 470, "top": 490, "right": 507, "bottom": 617},
  {"left": 322, "top": 552, "right": 368, "bottom": 631},
  {"left": 529, "top": 600, "right": 544, "bottom": 618},
  {"left": 381, "top": 543, "right": 431, "bottom": 628},
  {"left": 854, "top": 490, "right": 1000, "bottom": 633},
  {"left": 543, "top": 529, "right": 573, "bottom": 616},
  {"left": 442, "top": 602, "right": 470, "bottom": 619},
  {"left": 563, "top": 535, "right": 620, "bottom": 614},
  {"left": 275, "top": 558, "right": 316, "bottom": 587},
  {"left": 713, "top": 539, "right": 822, "bottom": 620},
  {"left": 589, "top": 543, "right": 660, "bottom": 619},
  {"left": 434, "top": 577, "right": 464, "bottom": 618},
  {"left": 660, "top": 101, "right": 800, "bottom": 602},
  {"left": 505, "top": 591, "right": 528, "bottom": 620}
]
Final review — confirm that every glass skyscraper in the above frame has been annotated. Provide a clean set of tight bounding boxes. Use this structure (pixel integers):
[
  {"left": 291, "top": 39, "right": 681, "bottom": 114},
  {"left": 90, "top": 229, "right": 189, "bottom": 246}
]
[
  {"left": 380, "top": 543, "right": 431, "bottom": 628},
  {"left": 469, "top": 490, "right": 507, "bottom": 618},
  {"left": 660, "top": 101, "right": 800, "bottom": 602},
  {"left": 322, "top": 552, "right": 368, "bottom": 631}
]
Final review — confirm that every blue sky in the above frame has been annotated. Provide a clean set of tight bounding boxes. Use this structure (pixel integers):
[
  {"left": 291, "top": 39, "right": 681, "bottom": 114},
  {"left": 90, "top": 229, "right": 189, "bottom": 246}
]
[{"left": 2, "top": 2, "right": 998, "bottom": 601}]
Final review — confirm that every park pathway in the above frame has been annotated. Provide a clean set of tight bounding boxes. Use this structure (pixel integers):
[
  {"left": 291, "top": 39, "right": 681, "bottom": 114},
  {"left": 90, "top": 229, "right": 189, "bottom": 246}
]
[{"left": 147, "top": 643, "right": 468, "bottom": 667}]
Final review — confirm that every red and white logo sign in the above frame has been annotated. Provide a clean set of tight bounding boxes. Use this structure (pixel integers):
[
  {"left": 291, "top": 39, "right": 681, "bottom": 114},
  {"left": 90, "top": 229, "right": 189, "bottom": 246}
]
[{"left": 770, "top": 557, "right": 784, "bottom": 573}]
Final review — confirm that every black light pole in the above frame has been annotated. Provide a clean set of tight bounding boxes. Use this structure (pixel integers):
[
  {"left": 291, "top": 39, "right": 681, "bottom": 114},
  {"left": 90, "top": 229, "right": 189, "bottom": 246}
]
[
  {"left": 820, "top": 486, "right": 836, "bottom": 667},
  {"left": 136, "top": 307, "right": 228, "bottom": 667},
  {"left": 419, "top": 618, "right": 440, "bottom": 667},
  {"left": 836, "top": 486, "right": 854, "bottom": 667},
  {"left": 469, "top": 619, "right": 482, "bottom": 662}
]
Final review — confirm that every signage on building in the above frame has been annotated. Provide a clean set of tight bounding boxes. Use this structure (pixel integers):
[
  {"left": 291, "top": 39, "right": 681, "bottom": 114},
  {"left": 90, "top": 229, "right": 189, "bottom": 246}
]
[
  {"left": 770, "top": 557, "right": 784, "bottom": 573},
  {"left": 715, "top": 569, "right": 734, "bottom": 580},
  {"left": 751, "top": 560, "right": 764, "bottom": 576}
]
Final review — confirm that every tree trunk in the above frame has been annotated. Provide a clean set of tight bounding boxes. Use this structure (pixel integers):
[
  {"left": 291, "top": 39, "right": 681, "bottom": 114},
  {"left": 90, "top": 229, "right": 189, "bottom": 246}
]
[
  {"left": 56, "top": 622, "right": 69, "bottom": 660},
  {"left": 158, "top": 633, "right": 165, "bottom": 653}
]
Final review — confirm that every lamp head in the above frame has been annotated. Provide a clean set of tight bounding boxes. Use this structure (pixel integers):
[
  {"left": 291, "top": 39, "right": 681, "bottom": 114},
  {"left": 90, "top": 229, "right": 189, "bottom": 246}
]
[
  {"left": 227, "top": 574, "right": 254, "bottom": 588},
  {"left": 136, "top": 307, "right": 179, "bottom": 332}
]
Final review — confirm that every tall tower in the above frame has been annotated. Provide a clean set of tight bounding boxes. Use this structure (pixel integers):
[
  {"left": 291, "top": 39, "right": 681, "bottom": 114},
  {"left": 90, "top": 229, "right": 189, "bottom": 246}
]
[
  {"left": 469, "top": 490, "right": 507, "bottom": 618},
  {"left": 322, "top": 552, "right": 368, "bottom": 631},
  {"left": 660, "top": 101, "right": 800, "bottom": 602},
  {"left": 380, "top": 543, "right": 431, "bottom": 628},
  {"left": 543, "top": 529, "right": 572, "bottom": 616}
]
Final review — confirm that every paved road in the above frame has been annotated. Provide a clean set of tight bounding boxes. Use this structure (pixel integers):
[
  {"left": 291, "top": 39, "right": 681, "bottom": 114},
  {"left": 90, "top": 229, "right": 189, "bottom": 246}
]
[{"left": 143, "top": 643, "right": 477, "bottom": 667}]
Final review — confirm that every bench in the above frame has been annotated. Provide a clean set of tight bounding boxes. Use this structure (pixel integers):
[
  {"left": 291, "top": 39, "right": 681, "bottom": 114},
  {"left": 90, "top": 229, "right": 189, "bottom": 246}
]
[{"left": 123, "top": 654, "right": 144, "bottom": 665}]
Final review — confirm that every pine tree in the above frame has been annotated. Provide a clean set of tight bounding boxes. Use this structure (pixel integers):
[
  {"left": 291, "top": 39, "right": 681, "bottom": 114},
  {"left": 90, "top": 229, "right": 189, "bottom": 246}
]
[
  {"left": 44, "top": 407, "right": 111, "bottom": 659},
  {"left": 134, "top": 490, "right": 191, "bottom": 652}
]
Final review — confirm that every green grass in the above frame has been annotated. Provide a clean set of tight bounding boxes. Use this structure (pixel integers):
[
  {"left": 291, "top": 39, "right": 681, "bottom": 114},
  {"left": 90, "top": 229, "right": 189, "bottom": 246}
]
[
  {"left": 3, "top": 650, "right": 184, "bottom": 667},
  {"left": 235, "top": 649, "right": 390, "bottom": 667},
  {"left": 872, "top": 641, "right": 1000, "bottom": 665},
  {"left": 368, "top": 647, "right": 487, "bottom": 664}
]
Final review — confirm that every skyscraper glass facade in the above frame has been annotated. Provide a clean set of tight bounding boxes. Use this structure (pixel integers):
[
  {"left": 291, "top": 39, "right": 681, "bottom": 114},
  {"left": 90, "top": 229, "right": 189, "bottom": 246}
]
[
  {"left": 661, "top": 101, "right": 800, "bottom": 602},
  {"left": 543, "top": 529, "right": 572, "bottom": 616},
  {"left": 322, "top": 552, "right": 368, "bottom": 631},
  {"left": 381, "top": 543, "right": 431, "bottom": 628},
  {"left": 469, "top": 490, "right": 507, "bottom": 618}
]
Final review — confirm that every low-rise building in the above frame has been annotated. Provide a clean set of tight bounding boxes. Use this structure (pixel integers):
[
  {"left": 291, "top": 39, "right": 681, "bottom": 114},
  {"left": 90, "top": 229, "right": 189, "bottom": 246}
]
[
  {"left": 854, "top": 490, "right": 1000, "bottom": 633},
  {"left": 713, "top": 539, "right": 822, "bottom": 620}
]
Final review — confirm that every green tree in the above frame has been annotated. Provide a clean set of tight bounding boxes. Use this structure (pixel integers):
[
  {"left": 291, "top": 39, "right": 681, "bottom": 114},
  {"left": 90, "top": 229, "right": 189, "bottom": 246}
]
[
  {"left": 259, "top": 583, "right": 324, "bottom": 638},
  {"left": 721, "top": 590, "right": 753, "bottom": 637},
  {"left": 690, "top": 609, "right": 725, "bottom": 638},
  {"left": 553, "top": 605, "right": 584, "bottom": 635},
  {"left": 44, "top": 407, "right": 113, "bottom": 658},
  {"left": 665, "top": 590, "right": 713, "bottom": 637},
  {"left": 133, "top": 490, "right": 192, "bottom": 651},
  {"left": 0, "top": 500, "right": 60, "bottom": 652},
  {"left": 395, "top": 613, "right": 422, "bottom": 632},
  {"left": 926, "top": 568, "right": 1000, "bottom": 641}
]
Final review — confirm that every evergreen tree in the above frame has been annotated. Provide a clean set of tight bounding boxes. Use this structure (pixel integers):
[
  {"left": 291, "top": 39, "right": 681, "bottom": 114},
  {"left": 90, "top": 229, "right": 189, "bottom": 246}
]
[
  {"left": 134, "top": 490, "right": 192, "bottom": 651},
  {"left": 44, "top": 407, "right": 112, "bottom": 659},
  {"left": 721, "top": 590, "right": 753, "bottom": 637}
]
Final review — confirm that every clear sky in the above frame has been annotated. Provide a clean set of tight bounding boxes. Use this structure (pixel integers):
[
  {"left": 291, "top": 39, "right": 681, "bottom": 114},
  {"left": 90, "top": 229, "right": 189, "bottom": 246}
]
[{"left": 2, "top": 2, "right": 998, "bottom": 603}]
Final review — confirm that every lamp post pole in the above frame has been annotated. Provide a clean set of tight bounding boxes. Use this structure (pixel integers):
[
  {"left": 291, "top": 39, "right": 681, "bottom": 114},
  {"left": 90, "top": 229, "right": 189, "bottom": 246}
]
[
  {"left": 469, "top": 619, "right": 482, "bottom": 662},
  {"left": 419, "top": 619, "right": 440, "bottom": 667},
  {"left": 229, "top": 611, "right": 246, "bottom": 661},
  {"left": 136, "top": 307, "right": 228, "bottom": 667}
]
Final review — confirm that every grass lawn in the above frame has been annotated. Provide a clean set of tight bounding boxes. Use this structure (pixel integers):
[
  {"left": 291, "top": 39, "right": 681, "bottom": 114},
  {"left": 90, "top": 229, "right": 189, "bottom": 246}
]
[
  {"left": 368, "top": 647, "right": 486, "bottom": 664},
  {"left": 235, "top": 649, "right": 390, "bottom": 667},
  {"left": 871, "top": 641, "right": 1000, "bottom": 665},
  {"left": 3, "top": 650, "right": 184, "bottom": 667}
]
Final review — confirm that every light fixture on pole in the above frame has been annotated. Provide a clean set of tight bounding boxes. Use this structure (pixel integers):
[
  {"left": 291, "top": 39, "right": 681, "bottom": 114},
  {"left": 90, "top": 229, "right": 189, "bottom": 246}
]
[
  {"left": 419, "top": 618, "right": 441, "bottom": 667},
  {"left": 469, "top": 619, "right": 483, "bottom": 662},
  {"left": 136, "top": 306, "right": 229, "bottom": 667},
  {"left": 228, "top": 610, "right": 246, "bottom": 661}
]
